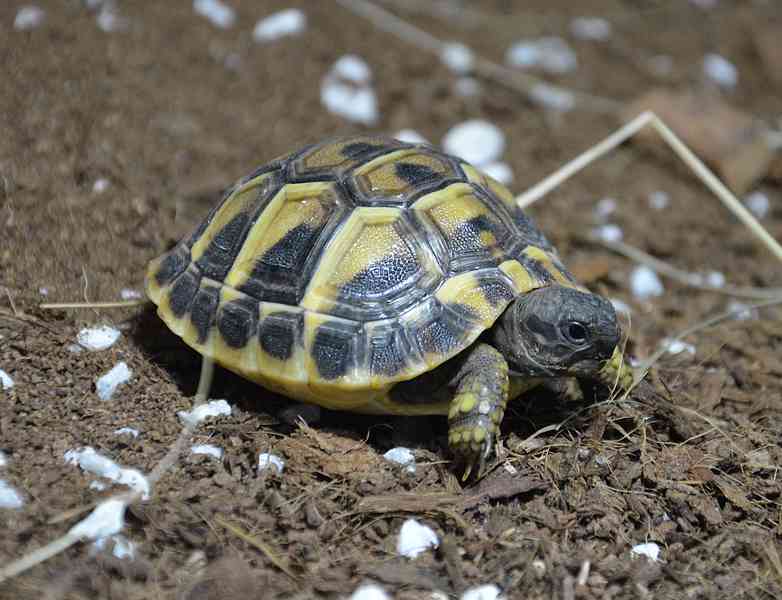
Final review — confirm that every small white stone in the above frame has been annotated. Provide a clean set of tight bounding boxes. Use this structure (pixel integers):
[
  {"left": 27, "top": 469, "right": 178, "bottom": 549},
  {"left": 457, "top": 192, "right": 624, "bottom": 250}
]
[
  {"left": 506, "top": 37, "right": 577, "bottom": 74},
  {"left": 570, "top": 17, "right": 611, "bottom": 41},
  {"left": 727, "top": 300, "right": 757, "bottom": 321},
  {"left": 454, "top": 77, "right": 481, "bottom": 97},
  {"left": 440, "top": 42, "right": 474, "bottom": 75},
  {"left": 703, "top": 53, "right": 737, "bottom": 88},
  {"left": 383, "top": 447, "right": 416, "bottom": 474},
  {"left": 320, "top": 80, "right": 378, "bottom": 125},
  {"left": 662, "top": 338, "right": 696, "bottom": 356},
  {"left": 0, "top": 480, "right": 24, "bottom": 509},
  {"left": 631, "top": 542, "right": 661, "bottom": 562},
  {"left": 258, "top": 452, "right": 285, "bottom": 474},
  {"left": 0, "top": 451, "right": 7, "bottom": 468},
  {"left": 592, "top": 224, "right": 623, "bottom": 243},
  {"left": 442, "top": 120, "right": 505, "bottom": 166},
  {"left": 96, "top": 5, "right": 127, "bottom": 32},
  {"left": 93, "top": 178, "right": 110, "bottom": 193},
  {"left": 594, "top": 197, "right": 617, "bottom": 220},
  {"left": 481, "top": 162, "right": 514, "bottom": 186},
  {"left": 528, "top": 83, "right": 575, "bottom": 112},
  {"left": 14, "top": 6, "right": 45, "bottom": 30},
  {"left": 191, "top": 444, "right": 223, "bottom": 460},
  {"left": 745, "top": 191, "right": 770, "bottom": 218},
  {"left": 177, "top": 399, "right": 232, "bottom": 427},
  {"left": 630, "top": 266, "right": 664, "bottom": 299},
  {"left": 0, "top": 369, "right": 13, "bottom": 390},
  {"left": 531, "top": 559, "right": 546, "bottom": 577},
  {"left": 610, "top": 298, "right": 631, "bottom": 315},
  {"left": 93, "top": 534, "right": 135, "bottom": 560},
  {"left": 113, "top": 427, "right": 140, "bottom": 438},
  {"left": 77, "top": 325, "right": 121, "bottom": 351},
  {"left": 705, "top": 271, "right": 725, "bottom": 288},
  {"left": 397, "top": 518, "right": 439, "bottom": 558},
  {"left": 333, "top": 54, "right": 372, "bottom": 85},
  {"left": 65, "top": 447, "right": 150, "bottom": 500},
  {"left": 39, "top": 286, "right": 49, "bottom": 296},
  {"left": 193, "top": 0, "right": 235, "bottom": 29},
  {"left": 461, "top": 584, "right": 505, "bottom": 600},
  {"left": 648, "top": 190, "right": 670, "bottom": 210},
  {"left": 349, "top": 583, "right": 391, "bottom": 600},
  {"left": 503, "top": 462, "right": 518, "bottom": 475},
  {"left": 96, "top": 361, "right": 132, "bottom": 401},
  {"left": 120, "top": 288, "right": 142, "bottom": 300},
  {"left": 253, "top": 9, "right": 306, "bottom": 43},
  {"left": 69, "top": 499, "right": 127, "bottom": 540},
  {"left": 394, "top": 129, "right": 429, "bottom": 145}
]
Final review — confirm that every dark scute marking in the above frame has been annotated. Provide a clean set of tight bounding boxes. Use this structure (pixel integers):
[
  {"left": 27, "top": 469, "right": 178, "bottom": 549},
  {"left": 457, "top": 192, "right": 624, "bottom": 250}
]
[
  {"left": 190, "top": 286, "right": 220, "bottom": 344},
  {"left": 341, "top": 142, "right": 387, "bottom": 161},
  {"left": 417, "top": 314, "right": 465, "bottom": 356},
  {"left": 518, "top": 253, "right": 554, "bottom": 284},
  {"left": 218, "top": 298, "right": 258, "bottom": 349},
  {"left": 478, "top": 279, "right": 516, "bottom": 308},
  {"left": 312, "top": 322, "right": 356, "bottom": 380},
  {"left": 513, "top": 209, "right": 554, "bottom": 251},
  {"left": 260, "top": 223, "right": 315, "bottom": 269},
  {"left": 155, "top": 249, "right": 187, "bottom": 286},
  {"left": 394, "top": 162, "right": 441, "bottom": 186},
  {"left": 450, "top": 214, "right": 500, "bottom": 256},
  {"left": 341, "top": 252, "right": 419, "bottom": 298},
  {"left": 369, "top": 334, "right": 406, "bottom": 377},
  {"left": 168, "top": 270, "right": 200, "bottom": 318},
  {"left": 195, "top": 212, "right": 249, "bottom": 281},
  {"left": 259, "top": 311, "right": 302, "bottom": 361}
]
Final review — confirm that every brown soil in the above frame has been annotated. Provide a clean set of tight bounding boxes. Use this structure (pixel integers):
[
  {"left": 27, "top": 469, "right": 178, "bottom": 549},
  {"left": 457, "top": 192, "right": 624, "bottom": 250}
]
[{"left": 2, "top": 1, "right": 781, "bottom": 598}]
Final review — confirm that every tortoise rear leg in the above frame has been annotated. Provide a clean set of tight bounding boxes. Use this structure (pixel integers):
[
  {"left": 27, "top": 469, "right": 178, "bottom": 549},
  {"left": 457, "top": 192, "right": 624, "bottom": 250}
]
[
  {"left": 194, "top": 356, "right": 214, "bottom": 406},
  {"left": 447, "top": 343, "right": 509, "bottom": 480}
]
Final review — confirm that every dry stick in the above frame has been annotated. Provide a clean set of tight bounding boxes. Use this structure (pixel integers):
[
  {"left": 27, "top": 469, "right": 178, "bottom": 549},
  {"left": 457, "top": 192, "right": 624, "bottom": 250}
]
[
  {"left": 589, "top": 236, "right": 782, "bottom": 300},
  {"left": 517, "top": 111, "right": 782, "bottom": 264},
  {"left": 335, "top": 0, "right": 619, "bottom": 113},
  {"left": 0, "top": 357, "right": 215, "bottom": 583}
]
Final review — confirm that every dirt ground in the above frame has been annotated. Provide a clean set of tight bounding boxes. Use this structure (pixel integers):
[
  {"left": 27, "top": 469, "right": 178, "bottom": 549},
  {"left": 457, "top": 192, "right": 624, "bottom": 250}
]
[{"left": 2, "top": 1, "right": 782, "bottom": 598}]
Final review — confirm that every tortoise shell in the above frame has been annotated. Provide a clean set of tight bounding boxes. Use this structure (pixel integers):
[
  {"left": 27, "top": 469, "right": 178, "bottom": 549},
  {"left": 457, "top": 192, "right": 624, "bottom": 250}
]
[{"left": 145, "top": 136, "right": 579, "bottom": 414}]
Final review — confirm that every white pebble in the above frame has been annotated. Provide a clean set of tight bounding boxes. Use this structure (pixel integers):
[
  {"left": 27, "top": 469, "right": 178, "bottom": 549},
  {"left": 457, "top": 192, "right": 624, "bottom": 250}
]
[
  {"left": 350, "top": 583, "right": 391, "bottom": 600},
  {"left": 258, "top": 452, "right": 285, "bottom": 474},
  {"left": 703, "top": 53, "right": 737, "bottom": 88},
  {"left": 0, "top": 369, "right": 13, "bottom": 390},
  {"left": 531, "top": 559, "right": 546, "bottom": 577},
  {"left": 320, "top": 79, "right": 378, "bottom": 125},
  {"left": 65, "top": 447, "right": 150, "bottom": 500},
  {"left": 630, "top": 266, "right": 664, "bottom": 299},
  {"left": 96, "top": 4, "right": 127, "bottom": 32},
  {"left": 705, "top": 271, "right": 725, "bottom": 288},
  {"left": 461, "top": 584, "right": 505, "bottom": 600},
  {"left": 610, "top": 298, "right": 632, "bottom": 315},
  {"left": 528, "top": 83, "right": 575, "bottom": 112},
  {"left": 120, "top": 288, "right": 142, "bottom": 300},
  {"left": 383, "top": 447, "right": 416, "bottom": 474},
  {"left": 440, "top": 42, "right": 474, "bottom": 75},
  {"left": 727, "top": 300, "right": 757, "bottom": 321},
  {"left": 592, "top": 224, "right": 623, "bottom": 243},
  {"left": 481, "top": 162, "right": 514, "bottom": 186},
  {"left": 594, "top": 197, "right": 617, "bottom": 220},
  {"left": 648, "top": 190, "right": 670, "bottom": 210},
  {"left": 191, "top": 444, "right": 223, "bottom": 460},
  {"left": 631, "top": 542, "right": 661, "bottom": 562},
  {"left": 39, "top": 286, "right": 49, "bottom": 296},
  {"left": 77, "top": 325, "right": 121, "bottom": 351},
  {"left": 442, "top": 120, "right": 505, "bottom": 166},
  {"left": 193, "top": 0, "right": 235, "bottom": 29},
  {"left": 96, "top": 361, "right": 132, "bottom": 400},
  {"left": 113, "top": 427, "right": 139, "bottom": 438},
  {"left": 0, "top": 451, "right": 7, "bottom": 468},
  {"left": 454, "top": 77, "right": 481, "bottom": 97},
  {"left": 570, "top": 17, "right": 611, "bottom": 41},
  {"left": 662, "top": 338, "right": 696, "bottom": 356},
  {"left": 0, "top": 480, "right": 24, "bottom": 509},
  {"left": 93, "top": 178, "right": 110, "bottom": 193},
  {"left": 93, "top": 533, "right": 135, "bottom": 560},
  {"left": 14, "top": 6, "right": 45, "bottom": 30},
  {"left": 397, "top": 518, "right": 439, "bottom": 558},
  {"left": 394, "top": 129, "right": 429, "bottom": 145},
  {"left": 69, "top": 499, "right": 127, "bottom": 540},
  {"left": 333, "top": 54, "right": 372, "bottom": 85},
  {"left": 253, "top": 9, "right": 306, "bottom": 43},
  {"left": 745, "top": 191, "right": 769, "bottom": 218},
  {"left": 177, "top": 399, "right": 232, "bottom": 427},
  {"left": 506, "top": 37, "right": 577, "bottom": 74}
]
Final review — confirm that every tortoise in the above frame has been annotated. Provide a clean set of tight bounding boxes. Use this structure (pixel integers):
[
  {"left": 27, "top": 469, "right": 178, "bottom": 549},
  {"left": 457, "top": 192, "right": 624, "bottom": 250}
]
[{"left": 146, "top": 135, "right": 633, "bottom": 478}]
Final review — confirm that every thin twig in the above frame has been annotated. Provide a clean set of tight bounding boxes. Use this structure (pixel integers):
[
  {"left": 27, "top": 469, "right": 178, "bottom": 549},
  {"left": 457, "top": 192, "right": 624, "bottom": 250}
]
[
  {"left": 40, "top": 300, "right": 145, "bottom": 310},
  {"left": 335, "top": 0, "right": 618, "bottom": 113}
]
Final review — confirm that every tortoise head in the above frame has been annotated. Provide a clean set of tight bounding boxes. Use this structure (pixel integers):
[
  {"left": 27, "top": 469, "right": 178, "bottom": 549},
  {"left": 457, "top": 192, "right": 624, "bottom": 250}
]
[{"left": 494, "top": 285, "right": 620, "bottom": 378}]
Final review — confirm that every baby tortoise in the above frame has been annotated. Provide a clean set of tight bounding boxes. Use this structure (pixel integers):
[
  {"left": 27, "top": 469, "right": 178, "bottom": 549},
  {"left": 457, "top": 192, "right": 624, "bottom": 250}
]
[{"left": 146, "top": 135, "right": 633, "bottom": 479}]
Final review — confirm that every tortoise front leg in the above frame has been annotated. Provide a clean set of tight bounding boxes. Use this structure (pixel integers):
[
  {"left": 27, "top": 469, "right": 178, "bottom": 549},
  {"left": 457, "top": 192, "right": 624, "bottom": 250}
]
[{"left": 447, "top": 343, "right": 509, "bottom": 480}]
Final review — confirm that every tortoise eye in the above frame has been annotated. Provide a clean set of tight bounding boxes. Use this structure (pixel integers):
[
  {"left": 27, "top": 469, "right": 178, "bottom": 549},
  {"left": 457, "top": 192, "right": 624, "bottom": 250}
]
[{"left": 563, "top": 321, "right": 589, "bottom": 345}]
